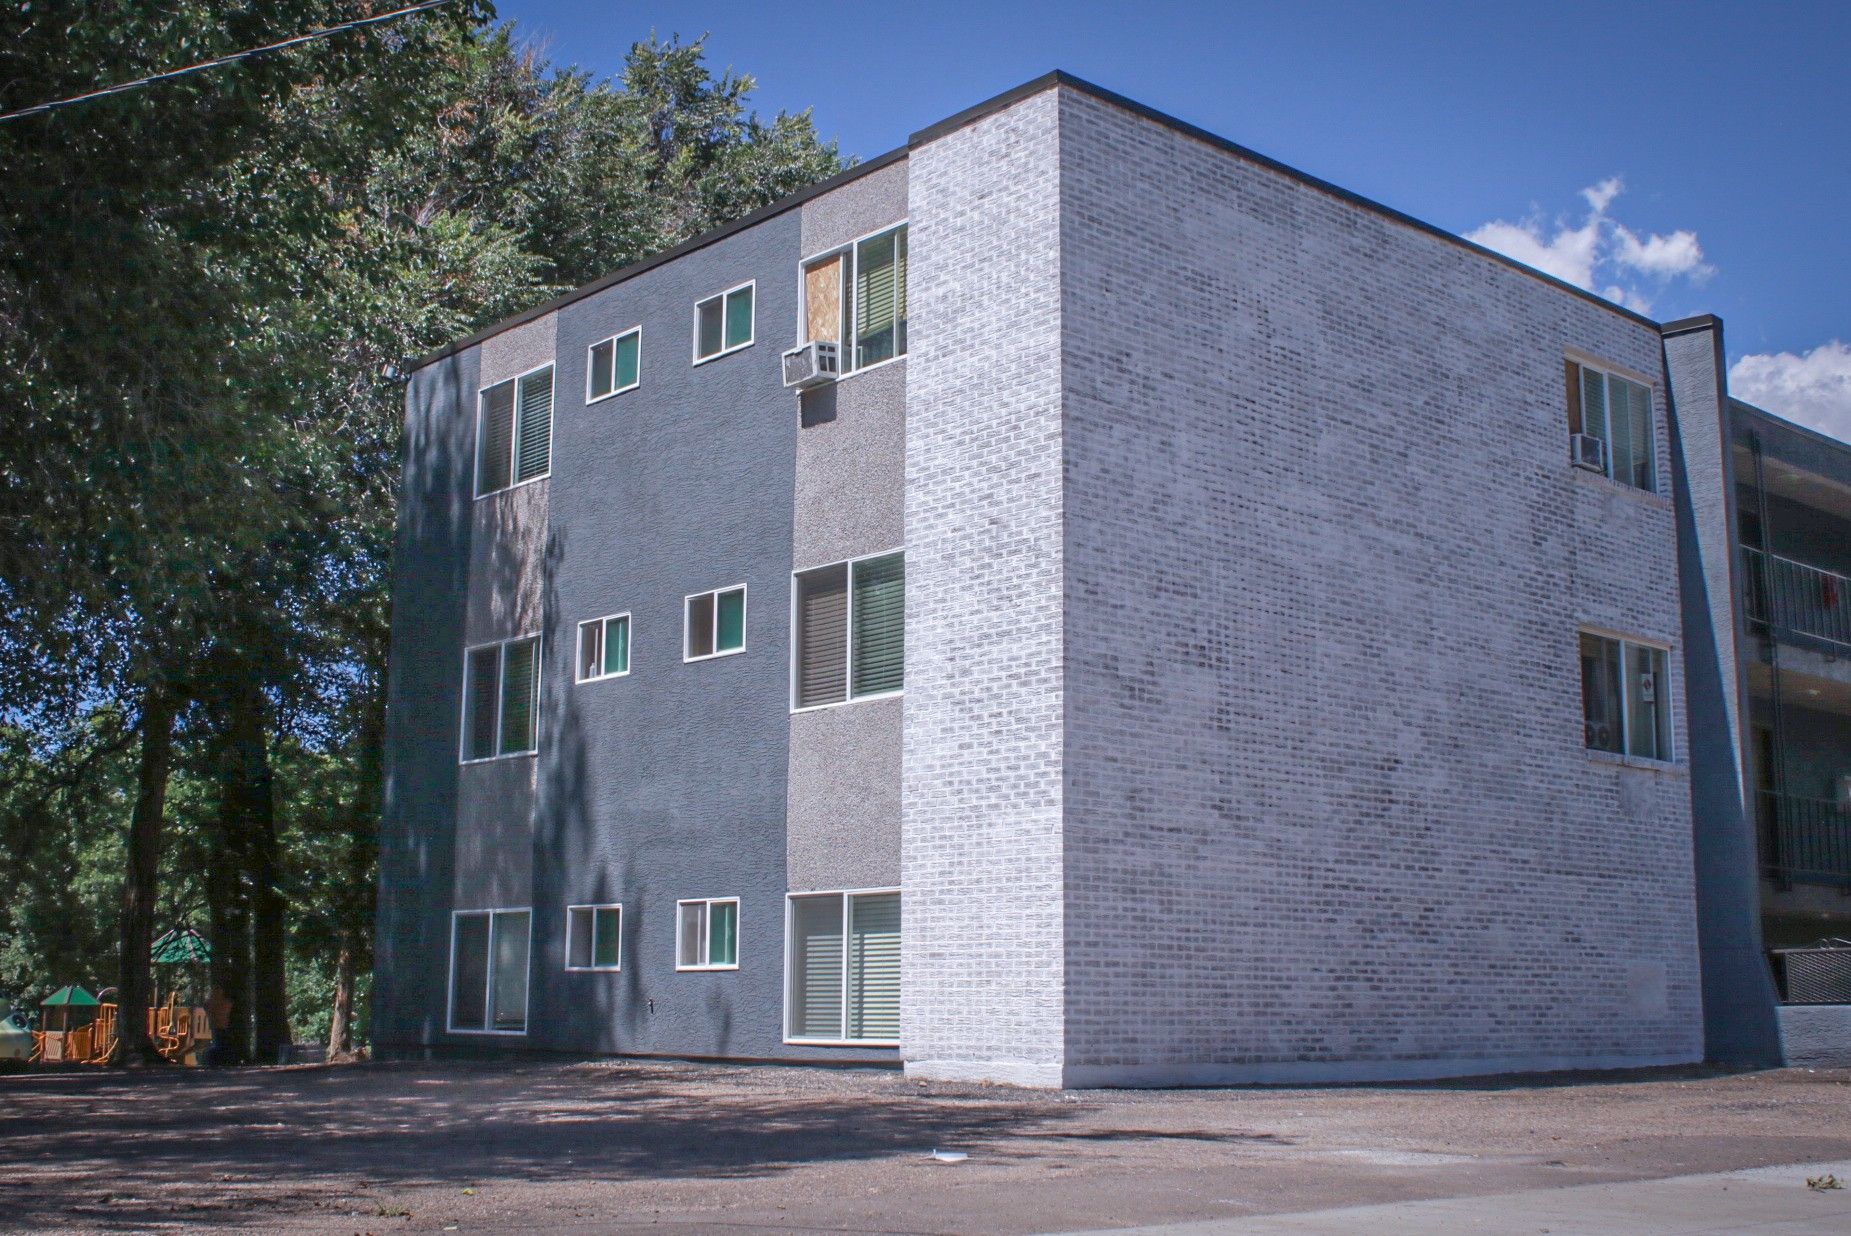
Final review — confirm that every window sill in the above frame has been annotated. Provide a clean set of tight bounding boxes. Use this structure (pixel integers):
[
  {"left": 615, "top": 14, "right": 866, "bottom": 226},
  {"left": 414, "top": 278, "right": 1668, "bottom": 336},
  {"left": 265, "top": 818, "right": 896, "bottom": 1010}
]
[
  {"left": 684, "top": 647, "right": 746, "bottom": 664},
  {"left": 446, "top": 1027, "right": 528, "bottom": 1036},
  {"left": 693, "top": 340, "right": 754, "bottom": 367},
  {"left": 576, "top": 670, "right": 631, "bottom": 685},
  {"left": 474, "top": 473, "right": 549, "bottom": 502},
  {"left": 783, "top": 1037, "right": 899, "bottom": 1049},
  {"left": 1571, "top": 467, "right": 1671, "bottom": 511},
  {"left": 1585, "top": 749, "right": 1685, "bottom": 774},
  {"left": 564, "top": 966, "right": 621, "bottom": 974},
  {"left": 585, "top": 383, "right": 639, "bottom": 406},
  {"left": 790, "top": 689, "right": 903, "bottom": 716},
  {"left": 675, "top": 964, "right": 739, "bottom": 973},
  {"left": 459, "top": 750, "right": 538, "bottom": 767}
]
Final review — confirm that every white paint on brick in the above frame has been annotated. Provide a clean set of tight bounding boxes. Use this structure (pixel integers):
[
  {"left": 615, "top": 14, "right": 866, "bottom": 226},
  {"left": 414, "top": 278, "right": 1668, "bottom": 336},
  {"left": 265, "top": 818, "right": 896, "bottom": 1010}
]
[{"left": 902, "top": 90, "right": 1069, "bottom": 1082}]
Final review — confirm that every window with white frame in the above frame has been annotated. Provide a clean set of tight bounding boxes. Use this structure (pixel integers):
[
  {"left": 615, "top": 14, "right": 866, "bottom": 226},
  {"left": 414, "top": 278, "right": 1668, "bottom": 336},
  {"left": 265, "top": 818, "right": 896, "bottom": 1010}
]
[
  {"left": 477, "top": 365, "right": 554, "bottom": 496},
  {"left": 801, "top": 224, "right": 907, "bottom": 373},
  {"left": 587, "top": 328, "right": 641, "bottom": 402},
  {"left": 1568, "top": 361, "right": 1656, "bottom": 492},
  {"left": 685, "top": 585, "right": 746, "bottom": 660},
  {"left": 576, "top": 613, "right": 631, "bottom": 682},
  {"left": 694, "top": 283, "right": 754, "bottom": 362},
  {"left": 461, "top": 635, "right": 541, "bottom": 761},
  {"left": 675, "top": 898, "right": 739, "bottom": 970},
  {"left": 785, "top": 890, "right": 899, "bottom": 1044},
  {"left": 793, "top": 552, "right": 903, "bottom": 709},
  {"left": 565, "top": 904, "right": 622, "bottom": 971},
  {"left": 448, "top": 909, "right": 531, "bottom": 1033},
  {"left": 1580, "top": 632, "right": 1671, "bottom": 761}
]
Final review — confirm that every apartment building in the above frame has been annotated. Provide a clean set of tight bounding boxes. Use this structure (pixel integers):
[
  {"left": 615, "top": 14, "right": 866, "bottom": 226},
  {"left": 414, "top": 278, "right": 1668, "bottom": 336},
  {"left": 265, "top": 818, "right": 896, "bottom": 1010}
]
[{"left": 375, "top": 72, "right": 1842, "bottom": 1084}]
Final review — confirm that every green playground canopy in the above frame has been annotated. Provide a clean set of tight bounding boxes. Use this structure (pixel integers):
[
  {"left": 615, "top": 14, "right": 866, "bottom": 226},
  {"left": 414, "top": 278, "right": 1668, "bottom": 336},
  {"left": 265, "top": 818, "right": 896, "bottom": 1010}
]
[
  {"left": 150, "top": 927, "right": 211, "bottom": 964},
  {"left": 42, "top": 985, "right": 99, "bottom": 1007}
]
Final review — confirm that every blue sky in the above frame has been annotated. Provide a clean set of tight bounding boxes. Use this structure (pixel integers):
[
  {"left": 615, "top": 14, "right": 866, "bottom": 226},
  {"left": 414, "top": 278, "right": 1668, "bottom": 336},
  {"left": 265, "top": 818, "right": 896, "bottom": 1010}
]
[{"left": 497, "top": 0, "right": 1851, "bottom": 439}]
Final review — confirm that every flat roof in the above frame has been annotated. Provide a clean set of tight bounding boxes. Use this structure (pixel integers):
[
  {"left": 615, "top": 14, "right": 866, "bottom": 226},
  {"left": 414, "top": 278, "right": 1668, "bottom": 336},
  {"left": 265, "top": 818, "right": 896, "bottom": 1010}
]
[{"left": 412, "top": 69, "right": 1664, "bottom": 372}]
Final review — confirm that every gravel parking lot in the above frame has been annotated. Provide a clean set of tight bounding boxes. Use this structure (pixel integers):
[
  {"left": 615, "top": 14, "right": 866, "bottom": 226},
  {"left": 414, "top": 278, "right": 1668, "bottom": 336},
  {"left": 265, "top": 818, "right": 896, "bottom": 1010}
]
[{"left": 4, "top": 1059, "right": 1851, "bottom": 1233}]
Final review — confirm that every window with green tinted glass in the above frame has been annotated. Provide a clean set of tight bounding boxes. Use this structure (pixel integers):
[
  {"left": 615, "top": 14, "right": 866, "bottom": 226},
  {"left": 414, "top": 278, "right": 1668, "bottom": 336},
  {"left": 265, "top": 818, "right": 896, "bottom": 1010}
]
[
  {"left": 566, "top": 904, "right": 621, "bottom": 970},
  {"left": 676, "top": 898, "right": 739, "bottom": 969},
  {"left": 576, "top": 613, "right": 630, "bottom": 682},
  {"left": 694, "top": 284, "right": 754, "bottom": 361},
  {"left": 587, "top": 328, "right": 641, "bottom": 402},
  {"left": 685, "top": 586, "right": 746, "bottom": 660}
]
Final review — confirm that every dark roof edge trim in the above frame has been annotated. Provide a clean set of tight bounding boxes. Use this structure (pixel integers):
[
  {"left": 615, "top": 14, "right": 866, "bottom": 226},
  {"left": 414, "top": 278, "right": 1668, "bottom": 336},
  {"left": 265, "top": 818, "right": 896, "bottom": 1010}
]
[
  {"left": 1731, "top": 397, "right": 1851, "bottom": 459},
  {"left": 408, "top": 146, "right": 910, "bottom": 372},
  {"left": 912, "top": 70, "right": 1663, "bottom": 333},
  {"left": 1660, "top": 314, "right": 1724, "bottom": 339}
]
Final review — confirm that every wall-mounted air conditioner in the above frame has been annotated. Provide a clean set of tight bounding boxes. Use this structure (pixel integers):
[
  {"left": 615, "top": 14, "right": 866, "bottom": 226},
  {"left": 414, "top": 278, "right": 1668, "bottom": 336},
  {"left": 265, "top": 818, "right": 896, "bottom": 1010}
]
[
  {"left": 782, "top": 340, "right": 840, "bottom": 390},
  {"left": 1571, "top": 432, "right": 1607, "bottom": 473}
]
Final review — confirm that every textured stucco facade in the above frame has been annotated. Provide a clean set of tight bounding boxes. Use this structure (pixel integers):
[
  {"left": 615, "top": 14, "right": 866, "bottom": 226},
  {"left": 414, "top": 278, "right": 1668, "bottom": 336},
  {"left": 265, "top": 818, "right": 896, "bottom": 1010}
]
[{"left": 379, "top": 71, "right": 1800, "bottom": 1084}]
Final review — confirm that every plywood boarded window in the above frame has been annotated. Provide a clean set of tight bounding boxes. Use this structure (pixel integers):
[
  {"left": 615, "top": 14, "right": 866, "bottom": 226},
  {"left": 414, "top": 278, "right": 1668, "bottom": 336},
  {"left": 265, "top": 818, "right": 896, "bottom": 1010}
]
[{"left": 804, "top": 253, "right": 844, "bottom": 344}]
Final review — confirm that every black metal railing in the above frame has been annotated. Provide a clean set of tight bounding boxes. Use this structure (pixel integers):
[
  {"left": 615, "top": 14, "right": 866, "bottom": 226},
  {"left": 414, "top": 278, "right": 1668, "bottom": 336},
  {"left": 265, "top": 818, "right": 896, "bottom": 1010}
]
[
  {"left": 1769, "top": 942, "right": 1851, "bottom": 1005},
  {"left": 1742, "top": 546, "right": 1851, "bottom": 653},
  {"left": 1758, "top": 790, "right": 1851, "bottom": 888}
]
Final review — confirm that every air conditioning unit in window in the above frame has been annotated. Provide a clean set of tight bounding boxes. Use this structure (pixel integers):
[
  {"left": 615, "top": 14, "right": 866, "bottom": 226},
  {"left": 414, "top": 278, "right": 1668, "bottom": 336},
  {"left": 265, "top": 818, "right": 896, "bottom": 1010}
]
[
  {"left": 782, "top": 340, "right": 839, "bottom": 390},
  {"left": 1570, "top": 432, "right": 1607, "bottom": 473}
]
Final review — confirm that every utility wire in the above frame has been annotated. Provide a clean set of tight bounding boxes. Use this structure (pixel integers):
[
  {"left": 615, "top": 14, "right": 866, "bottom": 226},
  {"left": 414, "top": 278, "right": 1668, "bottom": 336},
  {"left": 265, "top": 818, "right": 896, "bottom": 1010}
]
[{"left": 0, "top": 0, "right": 458, "bottom": 125}]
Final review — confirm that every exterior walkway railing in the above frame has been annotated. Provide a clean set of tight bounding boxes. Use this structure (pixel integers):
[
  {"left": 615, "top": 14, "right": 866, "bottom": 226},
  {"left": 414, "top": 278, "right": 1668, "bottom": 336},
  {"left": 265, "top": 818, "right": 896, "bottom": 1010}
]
[
  {"left": 1742, "top": 546, "right": 1851, "bottom": 653},
  {"left": 1758, "top": 789, "right": 1851, "bottom": 888}
]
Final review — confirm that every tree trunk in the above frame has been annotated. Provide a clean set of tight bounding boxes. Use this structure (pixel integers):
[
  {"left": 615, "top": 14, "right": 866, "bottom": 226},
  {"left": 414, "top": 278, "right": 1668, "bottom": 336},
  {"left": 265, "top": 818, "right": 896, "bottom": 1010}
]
[
  {"left": 206, "top": 822, "right": 253, "bottom": 1065},
  {"left": 327, "top": 939, "right": 355, "bottom": 1058},
  {"left": 225, "top": 668, "right": 289, "bottom": 1063},
  {"left": 113, "top": 683, "right": 175, "bottom": 1066}
]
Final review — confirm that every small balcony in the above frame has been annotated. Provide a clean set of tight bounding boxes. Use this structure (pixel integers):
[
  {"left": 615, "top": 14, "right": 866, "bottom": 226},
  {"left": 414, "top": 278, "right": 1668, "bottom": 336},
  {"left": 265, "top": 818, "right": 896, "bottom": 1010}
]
[
  {"left": 1742, "top": 547, "right": 1851, "bottom": 654},
  {"left": 1758, "top": 789, "right": 1851, "bottom": 889}
]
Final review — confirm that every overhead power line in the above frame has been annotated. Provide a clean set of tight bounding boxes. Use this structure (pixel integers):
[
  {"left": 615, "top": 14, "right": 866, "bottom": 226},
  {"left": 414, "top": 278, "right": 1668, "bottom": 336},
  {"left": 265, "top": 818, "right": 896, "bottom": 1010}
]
[{"left": 0, "top": 0, "right": 458, "bottom": 125}]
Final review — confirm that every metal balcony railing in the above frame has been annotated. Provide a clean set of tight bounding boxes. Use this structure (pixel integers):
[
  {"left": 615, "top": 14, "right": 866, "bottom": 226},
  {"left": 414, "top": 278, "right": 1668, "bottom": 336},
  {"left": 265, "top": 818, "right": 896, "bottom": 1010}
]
[
  {"left": 1758, "top": 789, "right": 1851, "bottom": 888},
  {"left": 1769, "top": 942, "right": 1851, "bottom": 1005},
  {"left": 1742, "top": 546, "right": 1851, "bottom": 653}
]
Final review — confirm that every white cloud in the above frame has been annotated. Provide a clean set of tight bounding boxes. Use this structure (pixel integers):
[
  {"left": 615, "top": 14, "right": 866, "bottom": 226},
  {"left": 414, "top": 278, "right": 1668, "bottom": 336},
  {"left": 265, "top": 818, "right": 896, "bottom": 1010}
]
[
  {"left": 1463, "top": 177, "right": 1710, "bottom": 314},
  {"left": 1729, "top": 341, "right": 1851, "bottom": 444}
]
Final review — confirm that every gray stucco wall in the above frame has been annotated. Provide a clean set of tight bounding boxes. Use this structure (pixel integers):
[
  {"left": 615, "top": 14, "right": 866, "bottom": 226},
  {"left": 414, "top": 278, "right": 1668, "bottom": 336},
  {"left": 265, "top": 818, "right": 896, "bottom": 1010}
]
[
  {"left": 1780, "top": 1003, "right": 1851, "bottom": 1067},
  {"left": 377, "top": 344, "right": 478, "bottom": 1047},
  {"left": 786, "top": 159, "right": 909, "bottom": 894},
  {"left": 1054, "top": 86, "right": 1702, "bottom": 1084}
]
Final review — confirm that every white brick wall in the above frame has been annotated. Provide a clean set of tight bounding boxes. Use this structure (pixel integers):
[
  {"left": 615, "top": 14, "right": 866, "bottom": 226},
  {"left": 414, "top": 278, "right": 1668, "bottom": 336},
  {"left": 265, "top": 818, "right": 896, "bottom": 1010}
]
[
  {"left": 901, "top": 92, "right": 1069, "bottom": 1085},
  {"left": 1054, "top": 87, "right": 1701, "bottom": 1083}
]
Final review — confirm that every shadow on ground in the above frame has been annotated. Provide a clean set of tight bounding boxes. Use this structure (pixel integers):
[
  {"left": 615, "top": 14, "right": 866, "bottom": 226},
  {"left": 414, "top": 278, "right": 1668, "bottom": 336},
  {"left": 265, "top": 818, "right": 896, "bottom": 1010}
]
[{"left": 0, "top": 1060, "right": 1079, "bottom": 1231}]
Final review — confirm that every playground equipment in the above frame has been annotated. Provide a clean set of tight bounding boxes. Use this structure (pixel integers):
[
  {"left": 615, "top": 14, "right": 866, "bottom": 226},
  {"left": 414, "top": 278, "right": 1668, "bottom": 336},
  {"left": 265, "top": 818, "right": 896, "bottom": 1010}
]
[{"left": 32, "top": 986, "right": 103, "bottom": 1063}]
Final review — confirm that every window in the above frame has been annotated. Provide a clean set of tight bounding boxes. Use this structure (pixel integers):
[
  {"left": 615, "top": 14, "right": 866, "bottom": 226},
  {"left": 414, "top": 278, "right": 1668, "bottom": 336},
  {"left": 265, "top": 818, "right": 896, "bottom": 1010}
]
[
  {"left": 801, "top": 224, "right": 908, "bottom": 373},
  {"left": 462, "top": 635, "right": 541, "bottom": 762},
  {"left": 1580, "top": 632, "right": 1671, "bottom": 761},
  {"left": 785, "top": 890, "right": 899, "bottom": 1045},
  {"left": 685, "top": 585, "right": 746, "bottom": 660},
  {"left": 448, "top": 909, "right": 531, "bottom": 1033},
  {"left": 566, "top": 904, "right": 622, "bottom": 971},
  {"left": 694, "top": 283, "right": 754, "bottom": 362},
  {"left": 793, "top": 551, "right": 904, "bottom": 709},
  {"left": 1568, "top": 361, "right": 1655, "bottom": 492},
  {"left": 586, "top": 328, "right": 641, "bottom": 402},
  {"left": 576, "top": 613, "right": 631, "bottom": 682},
  {"left": 676, "top": 898, "right": 739, "bottom": 970},
  {"left": 476, "top": 365, "right": 554, "bottom": 496}
]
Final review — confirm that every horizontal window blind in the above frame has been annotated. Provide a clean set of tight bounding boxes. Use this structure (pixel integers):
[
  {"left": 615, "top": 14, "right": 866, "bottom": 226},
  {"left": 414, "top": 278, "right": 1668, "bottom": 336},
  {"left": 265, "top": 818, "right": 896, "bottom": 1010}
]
[
  {"left": 796, "top": 564, "right": 848, "bottom": 708},
  {"left": 498, "top": 637, "right": 538, "bottom": 755},
  {"left": 465, "top": 646, "right": 500, "bottom": 760},
  {"left": 477, "top": 381, "right": 516, "bottom": 494},
  {"left": 855, "top": 231, "right": 898, "bottom": 369},
  {"left": 847, "top": 893, "right": 900, "bottom": 1042},
  {"left": 851, "top": 554, "right": 904, "bottom": 698},
  {"left": 790, "top": 896, "right": 844, "bottom": 1039},
  {"left": 515, "top": 368, "right": 553, "bottom": 482}
]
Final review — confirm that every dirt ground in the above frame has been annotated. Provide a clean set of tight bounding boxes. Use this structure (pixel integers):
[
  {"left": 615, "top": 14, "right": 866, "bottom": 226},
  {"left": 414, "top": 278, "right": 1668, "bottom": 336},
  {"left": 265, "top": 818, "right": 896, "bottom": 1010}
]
[{"left": 3, "top": 1059, "right": 1850, "bottom": 1234}]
